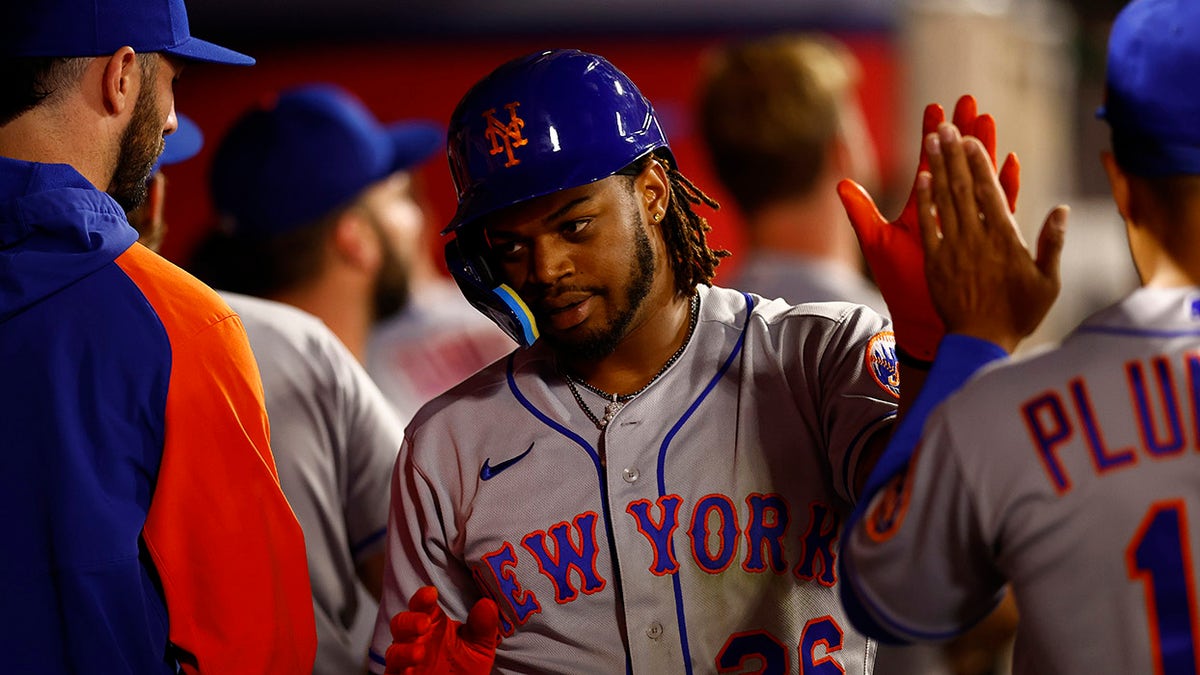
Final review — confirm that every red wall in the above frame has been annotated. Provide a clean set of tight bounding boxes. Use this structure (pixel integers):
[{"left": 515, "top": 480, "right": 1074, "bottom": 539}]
[{"left": 165, "top": 34, "right": 899, "bottom": 283}]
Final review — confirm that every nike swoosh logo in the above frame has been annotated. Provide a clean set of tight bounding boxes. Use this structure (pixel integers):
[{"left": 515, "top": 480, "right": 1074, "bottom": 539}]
[{"left": 480, "top": 442, "right": 535, "bottom": 481}]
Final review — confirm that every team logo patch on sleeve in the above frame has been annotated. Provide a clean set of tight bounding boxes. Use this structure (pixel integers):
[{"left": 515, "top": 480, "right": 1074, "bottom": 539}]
[
  {"left": 865, "top": 447, "right": 919, "bottom": 542},
  {"left": 865, "top": 331, "right": 900, "bottom": 399}
]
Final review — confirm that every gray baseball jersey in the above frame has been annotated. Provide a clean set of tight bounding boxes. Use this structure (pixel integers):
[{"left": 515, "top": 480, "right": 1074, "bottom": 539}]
[
  {"left": 223, "top": 292, "right": 406, "bottom": 675},
  {"left": 843, "top": 286, "right": 1200, "bottom": 675},
  {"left": 730, "top": 251, "right": 952, "bottom": 675},
  {"left": 370, "top": 284, "right": 901, "bottom": 674}
]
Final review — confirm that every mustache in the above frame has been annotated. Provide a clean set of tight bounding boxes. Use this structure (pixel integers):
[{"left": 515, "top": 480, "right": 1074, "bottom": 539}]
[{"left": 530, "top": 286, "right": 605, "bottom": 312}]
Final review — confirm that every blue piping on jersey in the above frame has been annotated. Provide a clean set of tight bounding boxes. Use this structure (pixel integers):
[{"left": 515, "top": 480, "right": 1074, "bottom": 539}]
[
  {"left": 367, "top": 648, "right": 386, "bottom": 667},
  {"left": 1077, "top": 325, "right": 1200, "bottom": 338},
  {"left": 506, "top": 356, "right": 635, "bottom": 675},
  {"left": 351, "top": 526, "right": 388, "bottom": 558},
  {"left": 658, "top": 292, "right": 754, "bottom": 675}
]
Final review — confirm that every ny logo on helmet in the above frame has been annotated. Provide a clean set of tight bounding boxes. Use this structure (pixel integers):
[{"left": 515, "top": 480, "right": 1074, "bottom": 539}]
[{"left": 483, "top": 102, "right": 528, "bottom": 168}]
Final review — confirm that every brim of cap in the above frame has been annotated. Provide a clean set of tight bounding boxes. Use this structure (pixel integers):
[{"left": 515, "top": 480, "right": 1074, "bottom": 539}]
[
  {"left": 161, "top": 36, "right": 254, "bottom": 66},
  {"left": 160, "top": 114, "right": 204, "bottom": 165},
  {"left": 387, "top": 121, "right": 443, "bottom": 173}
]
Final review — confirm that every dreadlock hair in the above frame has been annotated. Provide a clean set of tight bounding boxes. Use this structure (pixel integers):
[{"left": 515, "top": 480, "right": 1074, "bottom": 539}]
[{"left": 622, "top": 148, "right": 729, "bottom": 296}]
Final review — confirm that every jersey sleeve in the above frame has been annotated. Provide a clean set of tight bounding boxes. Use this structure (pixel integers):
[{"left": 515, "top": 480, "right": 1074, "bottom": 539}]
[
  {"left": 121, "top": 248, "right": 317, "bottom": 673},
  {"left": 798, "top": 304, "right": 899, "bottom": 505},
  {"left": 839, "top": 406, "right": 1007, "bottom": 643},
  {"left": 338, "top": 339, "right": 406, "bottom": 564},
  {"left": 367, "top": 431, "right": 481, "bottom": 673}
]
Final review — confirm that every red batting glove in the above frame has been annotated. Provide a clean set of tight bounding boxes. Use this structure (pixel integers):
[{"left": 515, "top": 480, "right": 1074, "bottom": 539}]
[
  {"left": 385, "top": 586, "right": 500, "bottom": 675},
  {"left": 838, "top": 94, "right": 1020, "bottom": 362}
]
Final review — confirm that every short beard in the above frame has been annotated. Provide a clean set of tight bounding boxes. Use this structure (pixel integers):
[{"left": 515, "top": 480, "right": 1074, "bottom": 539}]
[
  {"left": 107, "top": 57, "right": 164, "bottom": 212},
  {"left": 364, "top": 211, "right": 411, "bottom": 323},
  {"left": 543, "top": 210, "right": 656, "bottom": 362}
]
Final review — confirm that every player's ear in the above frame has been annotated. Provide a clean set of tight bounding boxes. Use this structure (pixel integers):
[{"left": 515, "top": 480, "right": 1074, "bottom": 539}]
[
  {"left": 636, "top": 158, "right": 670, "bottom": 226},
  {"left": 332, "top": 208, "right": 379, "bottom": 273},
  {"left": 100, "top": 47, "right": 139, "bottom": 116},
  {"left": 1101, "top": 151, "right": 1132, "bottom": 223}
]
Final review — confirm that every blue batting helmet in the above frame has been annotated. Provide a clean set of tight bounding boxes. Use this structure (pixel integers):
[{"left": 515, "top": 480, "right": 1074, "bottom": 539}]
[
  {"left": 443, "top": 48, "right": 673, "bottom": 234},
  {"left": 442, "top": 49, "right": 674, "bottom": 348}
]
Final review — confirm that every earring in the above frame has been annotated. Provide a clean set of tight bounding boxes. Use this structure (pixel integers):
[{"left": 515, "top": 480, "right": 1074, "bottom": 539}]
[{"left": 652, "top": 212, "right": 662, "bottom": 222}]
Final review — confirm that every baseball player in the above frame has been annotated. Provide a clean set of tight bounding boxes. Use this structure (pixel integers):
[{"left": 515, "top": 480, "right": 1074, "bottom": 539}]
[
  {"left": 367, "top": 50, "right": 1026, "bottom": 674},
  {"left": 840, "top": 1, "right": 1200, "bottom": 673},
  {"left": 0, "top": 0, "right": 316, "bottom": 671},
  {"left": 221, "top": 291, "right": 407, "bottom": 674},
  {"left": 696, "top": 33, "right": 888, "bottom": 317}
]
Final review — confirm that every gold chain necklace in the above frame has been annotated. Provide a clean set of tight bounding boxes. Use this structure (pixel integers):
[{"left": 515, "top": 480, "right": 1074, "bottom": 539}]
[{"left": 563, "top": 294, "right": 699, "bottom": 430}]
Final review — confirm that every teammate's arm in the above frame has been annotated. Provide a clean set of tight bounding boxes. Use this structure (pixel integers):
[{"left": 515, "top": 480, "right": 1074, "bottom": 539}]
[
  {"left": 840, "top": 116, "right": 1068, "bottom": 642},
  {"left": 120, "top": 251, "right": 317, "bottom": 673}
]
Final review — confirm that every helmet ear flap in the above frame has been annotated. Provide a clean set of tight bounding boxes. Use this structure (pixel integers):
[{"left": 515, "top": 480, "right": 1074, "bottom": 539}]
[{"left": 444, "top": 230, "right": 539, "bottom": 348}]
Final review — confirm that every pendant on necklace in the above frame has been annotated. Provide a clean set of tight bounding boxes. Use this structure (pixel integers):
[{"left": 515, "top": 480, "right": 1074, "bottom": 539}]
[{"left": 603, "top": 399, "right": 624, "bottom": 426}]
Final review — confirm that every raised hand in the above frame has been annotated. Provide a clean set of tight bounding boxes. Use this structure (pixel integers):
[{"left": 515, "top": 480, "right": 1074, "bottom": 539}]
[
  {"left": 385, "top": 586, "right": 500, "bottom": 675},
  {"left": 838, "top": 95, "right": 1020, "bottom": 362},
  {"left": 916, "top": 123, "right": 1066, "bottom": 353}
]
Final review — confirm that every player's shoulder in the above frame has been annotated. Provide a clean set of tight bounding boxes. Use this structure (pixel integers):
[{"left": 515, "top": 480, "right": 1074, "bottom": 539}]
[
  {"left": 710, "top": 283, "right": 880, "bottom": 323},
  {"left": 710, "top": 283, "right": 888, "bottom": 339},
  {"left": 221, "top": 291, "right": 364, "bottom": 390},
  {"left": 936, "top": 338, "right": 1076, "bottom": 431},
  {"left": 942, "top": 289, "right": 1170, "bottom": 416},
  {"left": 115, "top": 243, "right": 239, "bottom": 337},
  {"left": 221, "top": 291, "right": 331, "bottom": 351},
  {"left": 403, "top": 349, "right": 517, "bottom": 433}
]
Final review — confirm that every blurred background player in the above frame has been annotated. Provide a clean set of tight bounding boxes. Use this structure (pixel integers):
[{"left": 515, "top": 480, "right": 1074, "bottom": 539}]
[
  {"left": 217, "top": 291, "right": 404, "bottom": 675},
  {"left": 366, "top": 231, "right": 515, "bottom": 421},
  {"left": 191, "top": 83, "right": 440, "bottom": 367},
  {"left": 696, "top": 32, "right": 886, "bottom": 315},
  {"left": 365, "top": 174, "right": 514, "bottom": 422},
  {"left": 841, "top": 1, "right": 1200, "bottom": 674},
  {"left": 135, "top": 106, "right": 409, "bottom": 674},
  {"left": 0, "top": 0, "right": 316, "bottom": 671}
]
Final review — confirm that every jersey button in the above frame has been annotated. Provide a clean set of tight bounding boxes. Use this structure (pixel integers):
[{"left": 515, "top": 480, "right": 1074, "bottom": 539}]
[
  {"left": 646, "top": 621, "right": 664, "bottom": 640},
  {"left": 622, "top": 467, "right": 640, "bottom": 483}
]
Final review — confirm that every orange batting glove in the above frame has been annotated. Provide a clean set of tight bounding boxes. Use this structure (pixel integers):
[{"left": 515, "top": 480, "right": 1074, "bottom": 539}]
[
  {"left": 838, "top": 94, "right": 1020, "bottom": 362},
  {"left": 385, "top": 586, "right": 500, "bottom": 675}
]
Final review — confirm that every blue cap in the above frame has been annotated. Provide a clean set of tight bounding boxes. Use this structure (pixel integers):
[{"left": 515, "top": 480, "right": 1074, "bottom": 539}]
[
  {"left": 1097, "top": 0, "right": 1200, "bottom": 177},
  {"left": 210, "top": 83, "right": 443, "bottom": 238},
  {"left": 151, "top": 113, "right": 203, "bottom": 175},
  {"left": 0, "top": 0, "right": 254, "bottom": 65}
]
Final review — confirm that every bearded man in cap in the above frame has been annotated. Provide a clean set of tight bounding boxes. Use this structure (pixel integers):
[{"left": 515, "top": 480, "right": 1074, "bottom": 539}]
[{"left": 0, "top": 1, "right": 317, "bottom": 672}]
